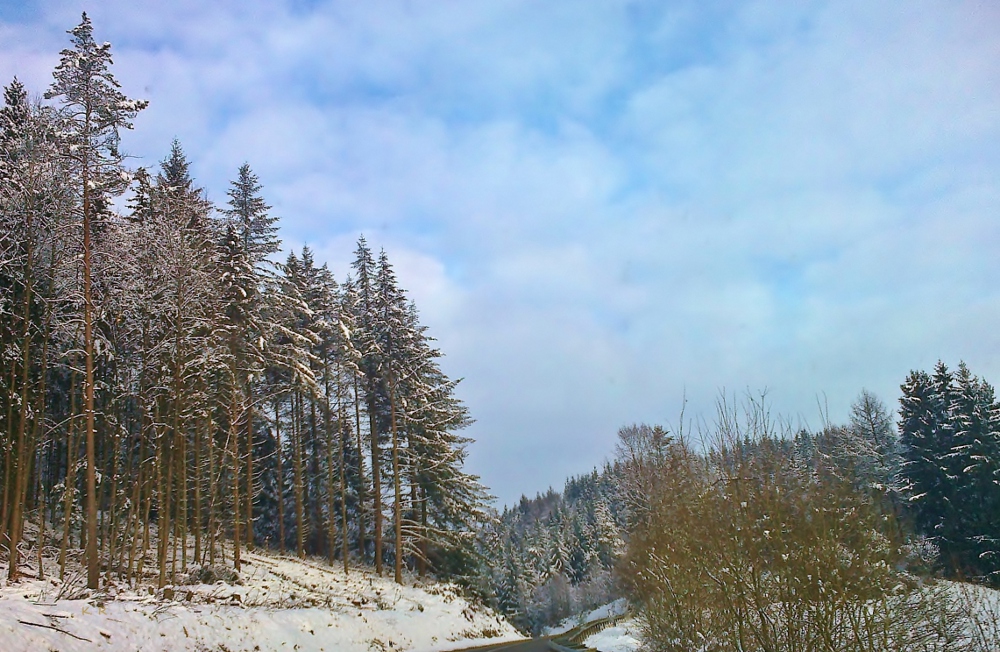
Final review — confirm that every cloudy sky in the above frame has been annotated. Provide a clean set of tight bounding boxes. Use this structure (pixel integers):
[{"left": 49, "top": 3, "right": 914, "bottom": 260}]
[{"left": 2, "top": 0, "right": 998, "bottom": 506}]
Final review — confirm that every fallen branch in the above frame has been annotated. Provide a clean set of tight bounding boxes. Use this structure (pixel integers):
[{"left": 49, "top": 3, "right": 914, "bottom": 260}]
[{"left": 17, "top": 619, "right": 91, "bottom": 642}]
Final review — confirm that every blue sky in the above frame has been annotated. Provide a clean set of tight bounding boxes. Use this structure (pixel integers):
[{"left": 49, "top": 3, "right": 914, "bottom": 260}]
[{"left": 2, "top": 0, "right": 999, "bottom": 506}]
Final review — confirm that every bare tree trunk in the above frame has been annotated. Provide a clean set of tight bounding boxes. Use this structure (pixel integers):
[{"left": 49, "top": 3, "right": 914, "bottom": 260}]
[
  {"left": 293, "top": 391, "right": 306, "bottom": 559},
  {"left": 83, "top": 147, "right": 101, "bottom": 590},
  {"left": 229, "top": 386, "right": 241, "bottom": 573},
  {"left": 389, "top": 376, "right": 403, "bottom": 585},
  {"left": 368, "top": 391, "right": 382, "bottom": 576},
  {"left": 180, "top": 423, "right": 188, "bottom": 573},
  {"left": 0, "top": 363, "right": 16, "bottom": 555},
  {"left": 353, "top": 375, "right": 366, "bottom": 560},
  {"left": 338, "top": 369, "right": 348, "bottom": 574},
  {"left": 8, "top": 216, "right": 36, "bottom": 581},
  {"left": 105, "top": 419, "right": 119, "bottom": 584},
  {"left": 322, "top": 362, "right": 336, "bottom": 566},
  {"left": 309, "top": 395, "right": 321, "bottom": 553},
  {"left": 126, "top": 427, "right": 145, "bottom": 585},
  {"left": 36, "top": 445, "right": 45, "bottom": 581},
  {"left": 245, "top": 391, "right": 254, "bottom": 550},
  {"left": 59, "top": 371, "right": 78, "bottom": 581},
  {"left": 193, "top": 405, "right": 204, "bottom": 565},
  {"left": 170, "top": 430, "right": 179, "bottom": 584},
  {"left": 273, "top": 396, "right": 285, "bottom": 554},
  {"left": 207, "top": 413, "right": 217, "bottom": 567},
  {"left": 419, "top": 489, "right": 428, "bottom": 578},
  {"left": 157, "top": 419, "right": 168, "bottom": 589}
]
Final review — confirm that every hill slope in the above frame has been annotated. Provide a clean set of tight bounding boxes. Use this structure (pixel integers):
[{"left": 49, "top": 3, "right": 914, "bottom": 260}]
[{"left": 0, "top": 548, "right": 521, "bottom": 652}]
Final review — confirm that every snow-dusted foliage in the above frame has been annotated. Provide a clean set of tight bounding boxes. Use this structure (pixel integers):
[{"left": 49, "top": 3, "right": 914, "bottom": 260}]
[
  {"left": 898, "top": 361, "right": 1000, "bottom": 586},
  {"left": 0, "top": 13, "right": 490, "bottom": 607},
  {"left": 618, "top": 393, "right": 1000, "bottom": 652},
  {"left": 477, "top": 465, "right": 627, "bottom": 634}
]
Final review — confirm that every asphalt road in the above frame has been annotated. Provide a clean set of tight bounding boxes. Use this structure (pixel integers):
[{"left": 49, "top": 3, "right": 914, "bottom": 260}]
[{"left": 451, "top": 638, "right": 556, "bottom": 652}]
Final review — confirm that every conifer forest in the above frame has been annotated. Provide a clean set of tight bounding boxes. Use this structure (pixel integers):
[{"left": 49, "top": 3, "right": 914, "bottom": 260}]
[{"left": 0, "top": 14, "right": 488, "bottom": 592}]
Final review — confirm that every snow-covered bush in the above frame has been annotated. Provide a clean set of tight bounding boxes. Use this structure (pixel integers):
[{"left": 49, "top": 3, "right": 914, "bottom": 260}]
[{"left": 617, "top": 396, "right": 976, "bottom": 652}]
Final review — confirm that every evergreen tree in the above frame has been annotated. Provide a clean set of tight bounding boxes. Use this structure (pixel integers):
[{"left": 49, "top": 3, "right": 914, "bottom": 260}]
[
  {"left": 225, "top": 163, "right": 278, "bottom": 264},
  {"left": 44, "top": 13, "right": 147, "bottom": 588},
  {"left": 899, "top": 361, "right": 1000, "bottom": 584},
  {"left": 0, "top": 13, "right": 492, "bottom": 597},
  {"left": 351, "top": 236, "right": 385, "bottom": 574}
]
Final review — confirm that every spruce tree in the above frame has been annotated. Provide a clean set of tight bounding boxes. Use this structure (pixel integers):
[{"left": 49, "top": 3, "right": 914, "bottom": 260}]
[
  {"left": 351, "top": 236, "right": 384, "bottom": 574},
  {"left": 221, "top": 163, "right": 278, "bottom": 554},
  {"left": 899, "top": 361, "right": 1000, "bottom": 584}
]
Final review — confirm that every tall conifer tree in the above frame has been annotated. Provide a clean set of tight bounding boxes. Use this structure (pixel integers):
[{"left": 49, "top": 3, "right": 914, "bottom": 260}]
[{"left": 45, "top": 13, "right": 146, "bottom": 588}]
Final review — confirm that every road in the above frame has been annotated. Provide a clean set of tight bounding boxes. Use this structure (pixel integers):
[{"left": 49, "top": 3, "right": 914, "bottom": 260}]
[{"left": 450, "top": 638, "right": 557, "bottom": 652}]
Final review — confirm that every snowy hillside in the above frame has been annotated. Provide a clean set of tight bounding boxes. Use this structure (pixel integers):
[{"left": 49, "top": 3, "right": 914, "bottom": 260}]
[
  {"left": 542, "top": 597, "right": 628, "bottom": 636},
  {"left": 0, "top": 549, "right": 522, "bottom": 652}
]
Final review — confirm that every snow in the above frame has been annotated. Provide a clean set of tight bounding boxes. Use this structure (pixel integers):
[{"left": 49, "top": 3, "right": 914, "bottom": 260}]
[
  {"left": 571, "top": 583, "right": 1000, "bottom": 652},
  {"left": 0, "top": 549, "right": 522, "bottom": 651},
  {"left": 543, "top": 597, "right": 628, "bottom": 636},
  {"left": 583, "top": 618, "right": 642, "bottom": 652}
]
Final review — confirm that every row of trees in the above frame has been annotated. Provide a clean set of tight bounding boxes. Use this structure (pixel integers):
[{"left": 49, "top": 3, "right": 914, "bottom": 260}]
[
  {"left": 0, "top": 13, "right": 488, "bottom": 591},
  {"left": 477, "top": 467, "right": 627, "bottom": 633}
]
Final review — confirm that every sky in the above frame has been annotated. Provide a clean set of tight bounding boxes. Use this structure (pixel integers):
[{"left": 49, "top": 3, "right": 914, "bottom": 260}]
[{"left": 2, "top": 0, "right": 998, "bottom": 507}]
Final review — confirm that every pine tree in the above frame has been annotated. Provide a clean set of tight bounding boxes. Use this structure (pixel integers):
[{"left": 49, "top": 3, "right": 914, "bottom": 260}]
[{"left": 44, "top": 13, "right": 147, "bottom": 589}]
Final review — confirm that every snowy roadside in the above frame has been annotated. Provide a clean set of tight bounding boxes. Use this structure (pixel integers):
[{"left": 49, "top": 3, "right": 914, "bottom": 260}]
[
  {"left": 582, "top": 617, "right": 642, "bottom": 652},
  {"left": 0, "top": 550, "right": 522, "bottom": 652},
  {"left": 542, "top": 597, "right": 629, "bottom": 636},
  {"left": 573, "top": 581, "right": 1000, "bottom": 652}
]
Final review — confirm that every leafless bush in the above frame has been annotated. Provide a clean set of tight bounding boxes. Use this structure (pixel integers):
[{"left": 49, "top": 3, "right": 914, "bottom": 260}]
[
  {"left": 952, "top": 581, "right": 1000, "bottom": 652},
  {"left": 618, "top": 393, "right": 980, "bottom": 652}
]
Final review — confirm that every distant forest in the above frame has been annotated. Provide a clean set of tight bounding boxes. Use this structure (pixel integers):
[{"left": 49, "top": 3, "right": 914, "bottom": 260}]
[
  {"left": 477, "top": 465, "right": 627, "bottom": 633},
  {"left": 479, "top": 369, "right": 1000, "bottom": 641},
  {"left": 0, "top": 13, "right": 488, "bottom": 591}
]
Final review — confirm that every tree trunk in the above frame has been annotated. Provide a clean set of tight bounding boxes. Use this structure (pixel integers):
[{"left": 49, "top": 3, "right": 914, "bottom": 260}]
[
  {"left": 368, "top": 391, "right": 382, "bottom": 576},
  {"left": 274, "top": 396, "right": 285, "bottom": 554},
  {"left": 229, "top": 385, "right": 242, "bottom": 572},
  {"left": 293, "top": 391, "right": 306, "bottom": 559},
  {"left": 338, "top": 368, "right": 349, "bottom": 574},
  {"left": 353, "top": 375, "right": 366, "bottom": 560},
  {"left": 59, "top": 370, "right": 78, "bottom": 580},
  {"left": 7, "top": 217, "right": 35, "bottom": 581},
  {"left": 83, "top": 141, "right": 100, "bottom": 590},
  {"left": 323, "top": 361, "right": 336, "bottom": 566},
  {"left": 389, "top": 375, "right": 403, "bottom": 585},
  {"left": 245, "top": 386, "right": 254, "bottom": 550}
]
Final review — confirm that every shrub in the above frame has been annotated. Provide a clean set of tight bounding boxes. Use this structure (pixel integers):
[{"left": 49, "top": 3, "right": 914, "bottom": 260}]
[{"left": 617, "top": 397, "right": 974, "bottom": 652}]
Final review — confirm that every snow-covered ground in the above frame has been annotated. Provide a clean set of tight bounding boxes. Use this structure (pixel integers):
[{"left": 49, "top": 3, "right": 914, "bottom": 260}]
[
  {"left": 557, "top": 582, "right": 1000, "bottom": 652},
  {"left": 583, "top": 617, "right": 641, "bottom": 652},
  {"left": 0, "top": 549, "right": 522, "bottom": 651},
  {"left": 542, "top": 597, "right": 629, "bottom": 636}
]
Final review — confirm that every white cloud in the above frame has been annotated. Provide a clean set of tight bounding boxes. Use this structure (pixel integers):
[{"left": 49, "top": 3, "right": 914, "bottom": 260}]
[{"left": 1, "top": 0, "right": 998, "bottom": 504}]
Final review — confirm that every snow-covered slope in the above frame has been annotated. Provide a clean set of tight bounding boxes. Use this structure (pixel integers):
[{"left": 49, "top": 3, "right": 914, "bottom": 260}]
[
  {"left": 0, "top": 550, "right": 522, "bottom": 651},
  {"left": 583, "top": 618, "right": 641, "bottom": 652},
  {"left": 542, "top": 597, "right": 628, "bottom": 636},
  {"left": 566, "top": 582, "right": 1000, "bottom": 652}
]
